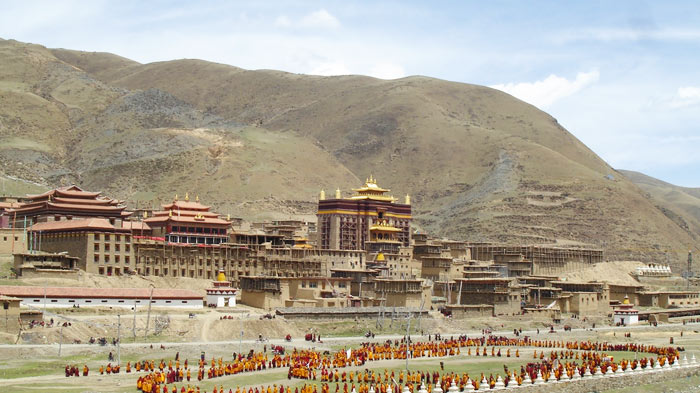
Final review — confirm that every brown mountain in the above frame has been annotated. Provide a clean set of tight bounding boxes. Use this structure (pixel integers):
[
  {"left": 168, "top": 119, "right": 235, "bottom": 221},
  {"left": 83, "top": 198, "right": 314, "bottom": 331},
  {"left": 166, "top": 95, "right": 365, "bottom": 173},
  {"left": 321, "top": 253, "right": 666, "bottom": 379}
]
[{"left": 1, "top": 38, "right": 698, "bottom": 269}]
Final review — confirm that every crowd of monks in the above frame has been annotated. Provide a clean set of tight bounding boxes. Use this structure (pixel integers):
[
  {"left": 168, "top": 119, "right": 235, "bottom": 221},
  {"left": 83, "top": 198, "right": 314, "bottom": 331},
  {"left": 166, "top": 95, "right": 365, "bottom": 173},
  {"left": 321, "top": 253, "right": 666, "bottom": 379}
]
[
  {"left": 125, "top": 334, "right": 682, "bottom": 393},
  {"left": 63, "top": 365, "right": 88, "bottom": 377}
]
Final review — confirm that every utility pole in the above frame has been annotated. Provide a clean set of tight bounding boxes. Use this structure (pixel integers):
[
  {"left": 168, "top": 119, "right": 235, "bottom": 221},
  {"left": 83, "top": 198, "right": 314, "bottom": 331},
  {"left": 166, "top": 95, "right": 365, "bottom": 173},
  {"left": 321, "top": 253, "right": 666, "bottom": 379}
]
[
  {"left": 117, "top": 313, "right": 121, "bottom": 366},
  {"left": 405, "top": 313, "right": 411, "bottom": 372},
  {"left": 43, "top": 280, "right": 47, "bottom": 314},
  {"left": 58, "top": 322, "right": 64, "bottom": 357},
  {"left": 144, "top": 285, "right": 154, "bottom": 338},
  {"left": 417, "top": 297, "right": 425, "bottom": 335},
  {"left": 132, "top": 301, "right": 137, "bottom": 342},
  {"left": 688, "top": 251, "right": 694, "bottom": 290}
]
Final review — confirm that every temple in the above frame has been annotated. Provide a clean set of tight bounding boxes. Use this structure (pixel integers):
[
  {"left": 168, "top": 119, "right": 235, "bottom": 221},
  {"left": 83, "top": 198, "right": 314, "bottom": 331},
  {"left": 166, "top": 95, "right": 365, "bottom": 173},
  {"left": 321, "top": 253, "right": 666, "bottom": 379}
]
[
  {"left": 317, "top": 176, "right": 411, "bottom": 250},
  {"left": 144, "top": 193, "right": 230, "bottom": 245},
  {"left": 8, "top": 185, "right": 130, "bottom": 228}
]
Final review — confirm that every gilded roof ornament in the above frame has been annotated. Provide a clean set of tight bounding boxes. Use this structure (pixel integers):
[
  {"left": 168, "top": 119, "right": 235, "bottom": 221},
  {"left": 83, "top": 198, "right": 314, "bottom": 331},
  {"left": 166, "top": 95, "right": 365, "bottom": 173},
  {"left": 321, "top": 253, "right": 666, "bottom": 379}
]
[
  {"left": 319, "top": 189, "right": 326, "bottom": 200},
  {"left": 185, "top": 192, "right": 189, "bottom": 202}
]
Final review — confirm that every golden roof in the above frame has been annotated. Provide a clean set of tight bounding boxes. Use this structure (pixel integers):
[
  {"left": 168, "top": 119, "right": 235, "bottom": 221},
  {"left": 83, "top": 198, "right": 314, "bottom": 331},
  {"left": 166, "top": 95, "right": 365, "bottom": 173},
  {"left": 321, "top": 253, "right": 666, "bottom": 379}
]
[
  {"left": 352, "top": 175, "right": 390, "bottom": 193},
  {"left": 349, "top": 175, "right": 397, "bottom": 202}
]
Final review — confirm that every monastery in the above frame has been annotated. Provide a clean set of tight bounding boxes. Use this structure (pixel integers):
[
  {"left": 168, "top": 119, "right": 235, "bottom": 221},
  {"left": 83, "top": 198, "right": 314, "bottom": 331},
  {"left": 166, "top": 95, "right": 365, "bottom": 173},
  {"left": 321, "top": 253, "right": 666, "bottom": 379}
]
[{"left": 2, "top": 180, "right": 697, "bottom": 318}]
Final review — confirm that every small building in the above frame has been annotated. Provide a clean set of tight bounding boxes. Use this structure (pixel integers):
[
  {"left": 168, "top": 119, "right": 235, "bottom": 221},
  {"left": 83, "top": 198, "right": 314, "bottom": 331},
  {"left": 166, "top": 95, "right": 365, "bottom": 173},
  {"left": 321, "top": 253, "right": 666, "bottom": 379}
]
[
  {"left": 451, "top": 278, "right": 522, "bottom": 316},
  {"left": 374, "top": 278, "right": 431, "bottom": 308},
  {"left": 239, "top": 276, "right": 352, "bottom": 310},
  {"left": 13, "top": 252, "right": 80, "bottom": 278},
  {"left": 0, "top": 286, "right": 203, "bottom": 309},
  {"left": 613, "top": 296, "right": 639, "bottom": 325},
  {"left": 1, "top": 295, "right": 22, "bottom": 332},
  {"left": 206, "top": 271, "right": 237, "bottom": 307}
]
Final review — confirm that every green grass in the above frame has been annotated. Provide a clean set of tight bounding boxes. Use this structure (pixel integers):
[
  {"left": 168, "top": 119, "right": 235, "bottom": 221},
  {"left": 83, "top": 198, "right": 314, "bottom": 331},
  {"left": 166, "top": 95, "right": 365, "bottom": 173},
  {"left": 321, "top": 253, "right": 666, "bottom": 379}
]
[
  {"left": 604, "top": 374, "right": 700, "bottom": 393},
  {"left": 0, "top": 353, "right": 103, "bottom": 379}
]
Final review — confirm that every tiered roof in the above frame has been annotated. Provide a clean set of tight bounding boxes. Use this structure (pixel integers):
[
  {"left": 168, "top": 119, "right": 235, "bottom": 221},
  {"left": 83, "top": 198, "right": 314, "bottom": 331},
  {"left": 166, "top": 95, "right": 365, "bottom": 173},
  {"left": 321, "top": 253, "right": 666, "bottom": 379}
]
[
  {"left": 145, "top": 194, "right": 230, "bottom": 227},
  {"left": 30, "top": 218, "right": 129, "bottom": 233},
  {"left": 10, "top": 185, "right": 129, "bottom": 218},
  {"left": 350, "top": 175, "right": 397, "bottom": 202}
]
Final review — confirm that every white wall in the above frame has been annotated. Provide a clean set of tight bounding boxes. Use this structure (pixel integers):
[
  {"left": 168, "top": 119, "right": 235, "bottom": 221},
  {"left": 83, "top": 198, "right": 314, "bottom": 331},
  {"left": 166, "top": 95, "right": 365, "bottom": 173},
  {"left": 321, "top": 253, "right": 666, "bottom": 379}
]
[
  {"left": 21, "top": 296, "right": 203, "bottom": 309},
  {"left": 206, "top": 294, "right": 236, "bottom": 307}
]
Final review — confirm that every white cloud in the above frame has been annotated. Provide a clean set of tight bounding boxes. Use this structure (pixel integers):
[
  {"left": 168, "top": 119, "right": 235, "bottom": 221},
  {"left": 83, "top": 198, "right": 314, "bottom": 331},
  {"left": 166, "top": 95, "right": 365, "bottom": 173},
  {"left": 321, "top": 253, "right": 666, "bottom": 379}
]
[
  {"left": 490, "top": 70, "right": 600, "bottom": 108},
  {"left": 310, "top": 62, "right": 351, "bottom": 76},
  {"left": 669, "top": 86, "right": 700, "bottom": 108},
  {"left": 299, "top": 9, "right": 340, "bottom": 29},
  {"left": 274, "top": 15, "right": 291, "bottom": 28},
  {"left": 554, "top": 28, "right": 700, "bottom": 43},
  {"left": 368, "top": 63, "right": 405, "bottom": 79},
  {"left": 273, "top": 9, "right": 340, "bottom": 30}
]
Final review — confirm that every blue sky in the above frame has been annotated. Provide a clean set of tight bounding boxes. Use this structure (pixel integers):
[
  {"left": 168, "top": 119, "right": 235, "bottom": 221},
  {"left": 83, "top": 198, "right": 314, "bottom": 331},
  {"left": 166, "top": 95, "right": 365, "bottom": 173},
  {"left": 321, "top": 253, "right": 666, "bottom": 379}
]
[{"left": 1, "top": 1, "right": 698, "bottom": 187}]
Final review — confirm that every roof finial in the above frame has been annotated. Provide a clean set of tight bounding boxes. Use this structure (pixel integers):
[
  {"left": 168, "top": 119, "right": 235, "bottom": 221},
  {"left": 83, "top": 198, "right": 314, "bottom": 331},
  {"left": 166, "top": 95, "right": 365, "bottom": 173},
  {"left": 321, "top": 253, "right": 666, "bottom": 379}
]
[
  {"left": 185, "top": 192, "right": 189, "bottom": 202},
  {"left": 174, "top": 194, "right": 178, "bottom": 201},
  {"left": 169, "top": 210, "right": 173, "bottom": 217},
  {"left": 319, "top": 189, "right": 326, "bottom": 200},
  {"left": 335, "top": 188, "right": 341, "bottom": 199},
  {"left": 196, "top": 195, "right": 199, "bottom": 202},
  {"left": 143, "top": 211, "right": 148, "bottom": 219},
  {"left": 405, "top": 194, "right": 411, "bottom": 205}
]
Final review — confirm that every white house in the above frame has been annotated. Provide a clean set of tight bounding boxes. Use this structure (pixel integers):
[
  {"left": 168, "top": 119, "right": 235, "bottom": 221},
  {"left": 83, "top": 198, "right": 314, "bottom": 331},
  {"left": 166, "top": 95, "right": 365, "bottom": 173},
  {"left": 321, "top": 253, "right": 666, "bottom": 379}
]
[{"left": 0, "top": 286, "right": 204, "bottom": 309}]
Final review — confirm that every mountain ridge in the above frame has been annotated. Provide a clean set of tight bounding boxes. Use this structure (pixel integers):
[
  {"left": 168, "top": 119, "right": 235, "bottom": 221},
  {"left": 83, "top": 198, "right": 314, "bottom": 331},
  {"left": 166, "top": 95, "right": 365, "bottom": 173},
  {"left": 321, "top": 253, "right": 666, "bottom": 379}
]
[{"left": 0, "top": 38, "right": 697, "bottom": 269}]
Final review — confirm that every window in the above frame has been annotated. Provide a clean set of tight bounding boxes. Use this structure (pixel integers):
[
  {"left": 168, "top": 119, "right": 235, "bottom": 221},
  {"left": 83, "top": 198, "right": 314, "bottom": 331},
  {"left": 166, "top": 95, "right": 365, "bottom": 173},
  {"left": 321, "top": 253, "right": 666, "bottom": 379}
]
[
  {"left": 33, "top": 299, "right": 40, "bottom": 302},
  {"left": 104, "top": 234, "right": 110, "bottom": 241},
  {"left": 101, "top": 300, "right": 108, "bottom": 303},
  {"left": 85, "top": 300, "right": 92, "bottom": 303},
  {"left": 51, "top": 299, "right": 57, "bottom": 303},
  {"left": 125, "top": 244, "right": 130, "bottom": 252},
  {"left": 118, "top": 300, "right": 124, "bottom": 303},
  {"left": 69, "top": 300, "right": 75, "bottom": 303},
  {"left": 181, "top": 301, "right": 187, "bottom": 304},
  {"left": 115, "top": 244, "right": 120, "bottom": 252},
  {"left": 104, "top": 244, "right": 110, "bottom": 252},
  {"left": 165, "top": 300, "right": 172, "bottom": 304}
]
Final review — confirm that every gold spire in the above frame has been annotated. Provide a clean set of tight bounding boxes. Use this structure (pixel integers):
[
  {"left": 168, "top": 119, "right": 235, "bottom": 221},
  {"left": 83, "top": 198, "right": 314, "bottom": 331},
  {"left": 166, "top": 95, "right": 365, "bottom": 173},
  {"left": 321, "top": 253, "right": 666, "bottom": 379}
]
[
  {"left": 185, "top": 192, "right": 189, "bottom": 202},
  {"left": 227, "top": 214, "right": 231, "bottom": 221},
  {"left": 196, "top": 195, "right": 199, "bottom": 202},
  {"left": 174, "top": 194, "right": 178, "bottom": 201},
  {"left": 143, "top": 211, "right": 148, "bottom": 219},
  {"left": 319, "top": 189, "right": 326, "bottom": 200},
  {"left": 169, "top": 210, "right": 173, "bottom": 217},
  {"left": 405, "top": 194, "right": 411, "bottom": 205},
  {"left": 335, "top": 188, "right": 341, "bottom": 199}
]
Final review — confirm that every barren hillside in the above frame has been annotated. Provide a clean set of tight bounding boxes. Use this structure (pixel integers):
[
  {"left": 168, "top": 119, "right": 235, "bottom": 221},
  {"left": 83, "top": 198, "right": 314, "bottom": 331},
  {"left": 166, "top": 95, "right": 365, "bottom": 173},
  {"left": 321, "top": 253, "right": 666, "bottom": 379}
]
[{"left": 0, "top": 38, "right": 698, "bottom": 269}]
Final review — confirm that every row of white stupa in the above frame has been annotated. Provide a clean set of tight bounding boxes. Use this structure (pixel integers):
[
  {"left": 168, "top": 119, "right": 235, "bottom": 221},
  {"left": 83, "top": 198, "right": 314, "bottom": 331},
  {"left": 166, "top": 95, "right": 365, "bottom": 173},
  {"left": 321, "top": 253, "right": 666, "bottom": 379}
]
[
  {"left": 635, "top": 264, "right": 672, "bottom": 276},
  {"left": 354, "top": 354, "right": 697, "bottom": 393}
]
